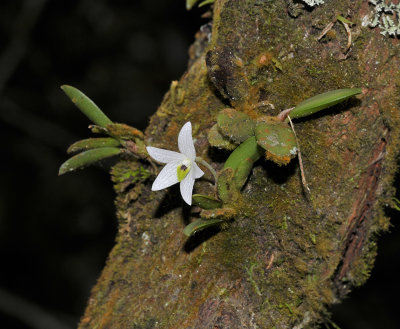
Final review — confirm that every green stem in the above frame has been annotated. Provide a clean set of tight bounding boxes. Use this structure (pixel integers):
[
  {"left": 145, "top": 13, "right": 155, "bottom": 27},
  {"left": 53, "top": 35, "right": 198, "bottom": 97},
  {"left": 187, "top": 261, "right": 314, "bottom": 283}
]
[{"left": 196, "top": 157, "right": 218, "bottom": 184}]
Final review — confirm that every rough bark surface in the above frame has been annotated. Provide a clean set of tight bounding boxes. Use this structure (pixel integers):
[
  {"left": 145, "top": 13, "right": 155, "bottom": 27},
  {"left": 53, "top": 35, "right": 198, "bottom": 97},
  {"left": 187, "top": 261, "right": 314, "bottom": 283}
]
[{"left": 79, "top": 1, "right": 400, "bottom": 328}]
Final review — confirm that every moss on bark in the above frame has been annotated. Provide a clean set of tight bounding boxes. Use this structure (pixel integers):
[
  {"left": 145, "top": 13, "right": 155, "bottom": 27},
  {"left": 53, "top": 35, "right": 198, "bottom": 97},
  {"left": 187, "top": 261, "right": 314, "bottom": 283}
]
[{"left": 79, "top": 1, "right": 400, "bottom": 328}]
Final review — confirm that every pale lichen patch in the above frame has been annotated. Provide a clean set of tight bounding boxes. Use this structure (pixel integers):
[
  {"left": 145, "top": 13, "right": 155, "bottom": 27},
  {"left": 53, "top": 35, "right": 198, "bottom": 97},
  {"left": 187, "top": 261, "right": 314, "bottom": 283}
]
[{"left": 368, "top": 0, "right": 400, "bottom": 37}]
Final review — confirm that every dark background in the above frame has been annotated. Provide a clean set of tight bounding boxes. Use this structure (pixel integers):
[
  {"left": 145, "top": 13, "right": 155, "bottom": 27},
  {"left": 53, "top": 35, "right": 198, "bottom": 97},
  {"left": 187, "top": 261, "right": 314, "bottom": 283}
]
[{"left": 0, "top": 1, "right": 399, "bottom": 328}]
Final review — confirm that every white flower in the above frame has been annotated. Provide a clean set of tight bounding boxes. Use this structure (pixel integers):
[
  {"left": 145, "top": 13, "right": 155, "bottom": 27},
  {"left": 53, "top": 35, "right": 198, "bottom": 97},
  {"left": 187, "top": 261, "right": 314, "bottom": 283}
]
[{"left": 146, "top": 122, "right": 204, "bottom": 205}]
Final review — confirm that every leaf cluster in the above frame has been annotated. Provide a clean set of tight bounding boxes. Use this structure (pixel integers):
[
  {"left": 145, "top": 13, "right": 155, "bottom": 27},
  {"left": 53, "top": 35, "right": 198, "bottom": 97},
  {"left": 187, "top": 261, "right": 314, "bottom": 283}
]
[
  {"left": 185, "top": 88, "right": 361, "bottom": 236},
  {"left": 58, "top": 86, "right": 147, "bottom": 175}
]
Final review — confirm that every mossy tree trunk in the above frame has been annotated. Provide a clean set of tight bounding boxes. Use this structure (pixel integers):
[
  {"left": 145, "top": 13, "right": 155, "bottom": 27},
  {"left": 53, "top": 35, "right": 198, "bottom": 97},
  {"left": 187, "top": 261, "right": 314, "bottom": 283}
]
[{"left": 78, "top": 1, "right": 400, "bottom": 328}]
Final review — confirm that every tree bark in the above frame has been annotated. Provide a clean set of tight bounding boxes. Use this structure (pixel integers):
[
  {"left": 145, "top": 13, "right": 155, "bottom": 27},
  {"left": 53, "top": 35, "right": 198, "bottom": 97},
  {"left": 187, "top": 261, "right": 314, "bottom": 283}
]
[{"left": 78, "top": 1, "right": 400, "bottom": 328}]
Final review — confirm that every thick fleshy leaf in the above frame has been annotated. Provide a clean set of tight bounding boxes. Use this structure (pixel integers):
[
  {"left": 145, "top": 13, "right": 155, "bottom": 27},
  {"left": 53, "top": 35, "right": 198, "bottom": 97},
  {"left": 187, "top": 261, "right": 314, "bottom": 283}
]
[
  {"left": 183, "top": 218, "right": 225, "bottom": 236},
  {"left": 180, "top": 174, "right": 195, "bottom": 205},
  {"left": 217, "top": 108, "right": 255, "bottom": 143},
  {"left": 255, "top": 122, "right": 297, "bottom": 166},
  {"left": 186, "top": 0, "right": 199, "bottom": 10},
  {"left": 58, "top": 147, "right": 121, "bottom": 175},
  {"left": 289, "top": 88, "right": 362, "bottom": 119},
  {"left": 146, "top": 146, "right": 185, "bottom": 164},
  {"left": 199, "top": 0, "right": 215, "bottom": 7},
  {"left": 151, "top": 160, "right": 180, "bottom": 190},
  {"left": 207, "top": 124, "right": 237, "bottom": 150},
  {"left": 67, "top": 137, "right": 120, "bottom": 154},
  {"left": 217, "top": 168, "right": 236, "bottom": 203},
  {"left": 192, "top": 194, "right": 222, "bottom": 210},
  {"left": 222, "top": 136, "right": 264, "bottom": 190},
  {"left": 61, "top": 85, "right": 113, "bottom": 128},
  {"left": 178, "top": 122, "right": 196, "bottom": 160},
  {"left": 223, "top": 136, "right": 264, "bottom": 172}
]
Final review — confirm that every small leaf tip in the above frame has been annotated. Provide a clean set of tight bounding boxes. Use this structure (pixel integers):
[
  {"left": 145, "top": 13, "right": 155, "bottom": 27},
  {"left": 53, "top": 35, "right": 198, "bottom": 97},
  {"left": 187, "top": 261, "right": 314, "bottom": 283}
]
[{"left": 60, "top": 84, "right": 71, "bottom": 91}]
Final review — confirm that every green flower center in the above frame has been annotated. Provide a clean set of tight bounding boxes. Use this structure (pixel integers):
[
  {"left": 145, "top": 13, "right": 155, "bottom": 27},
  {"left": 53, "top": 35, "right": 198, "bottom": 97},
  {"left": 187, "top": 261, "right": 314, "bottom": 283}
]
[{"left": 177, "top": 158, "right": 191, "bottom": 182}]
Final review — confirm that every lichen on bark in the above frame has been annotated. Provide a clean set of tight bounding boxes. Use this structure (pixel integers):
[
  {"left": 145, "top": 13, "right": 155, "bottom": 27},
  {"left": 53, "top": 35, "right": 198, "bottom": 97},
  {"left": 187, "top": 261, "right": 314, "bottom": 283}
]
[{"left": 79, "top": 1, "right": 400, "bottom": 328}]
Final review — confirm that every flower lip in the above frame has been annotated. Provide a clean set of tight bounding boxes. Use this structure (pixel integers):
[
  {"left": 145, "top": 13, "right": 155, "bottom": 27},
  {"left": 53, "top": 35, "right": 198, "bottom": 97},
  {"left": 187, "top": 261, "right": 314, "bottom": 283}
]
[{"left": 177, "top": 158, "right": 192, "bottom": 182}]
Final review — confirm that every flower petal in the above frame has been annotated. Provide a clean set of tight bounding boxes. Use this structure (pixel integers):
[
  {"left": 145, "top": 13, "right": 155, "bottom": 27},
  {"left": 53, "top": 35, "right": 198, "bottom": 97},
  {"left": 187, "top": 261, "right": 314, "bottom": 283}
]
[
  {"left": 147, "top": 146, "right": 185, "bottom": 164},
  {"left": 151, "top": 160, "right": 180, "bottom": 190},
  {"left": 191, "top": 162, "right": 204, "bottom": 179},
  {"left": 178, "top": 122, "right": 196, "bottom": 160},
  {"left": 180, "top": 174, "right": 195, "bottom": 205}
]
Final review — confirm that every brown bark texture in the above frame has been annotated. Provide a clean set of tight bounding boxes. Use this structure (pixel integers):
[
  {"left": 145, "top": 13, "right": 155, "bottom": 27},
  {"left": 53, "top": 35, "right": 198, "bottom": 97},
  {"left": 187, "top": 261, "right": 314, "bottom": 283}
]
[{"left": 78, "top": 1, "right": 400, "bottom": 328}]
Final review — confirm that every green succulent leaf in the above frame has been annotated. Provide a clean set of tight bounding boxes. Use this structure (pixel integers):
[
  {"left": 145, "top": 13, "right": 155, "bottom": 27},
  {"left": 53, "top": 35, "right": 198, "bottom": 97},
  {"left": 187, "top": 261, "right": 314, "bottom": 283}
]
[
  {"left": 223, "top": 137, "right": 262, "bottom": 171},
  {"left": 192, "top": 194, "right": 222, "bottom": 210},
  {"left": 186, "top": 0, "right": 214, "bottom": 10},
  {"left": 183, "top": 218, "right": 225, "bottom": 237},
  {"left": 59, "top": 147, "right": 121, "bottom": 175},
  {"left": 208, "top": 124, "right": 237, "bottom": 150},
  {"left": 217, "top": 108, "right": 255, "bottom": 143},
  {"left": 61, "top": 85, "right": 113, "bottom": 128},
  {"left": 255, "top": 121, "right": 297, "bottom": 166},
  {"left": 217, "top": 168, "right": 237, "bottom": 203},
  {"left": 186, "top": 0, "right": 199, "bottom": 10},
  {"left": 223, "top": 136, "right": 264, "bottom": 190},
  {"left": 289, "top": 88, "right": 362, "bottom": 120},
  {"left": 199, "top": 0, "right": 215, "bottom": 7},
  {"left": 67, "top": 137, "right": 121, "bottom": 154}
]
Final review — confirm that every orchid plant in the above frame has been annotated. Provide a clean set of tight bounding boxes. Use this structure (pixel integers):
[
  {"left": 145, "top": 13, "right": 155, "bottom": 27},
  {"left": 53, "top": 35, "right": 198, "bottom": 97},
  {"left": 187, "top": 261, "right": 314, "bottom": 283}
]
[{"left": 59, "top": 85, "right": 361, "bottom": 237}]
